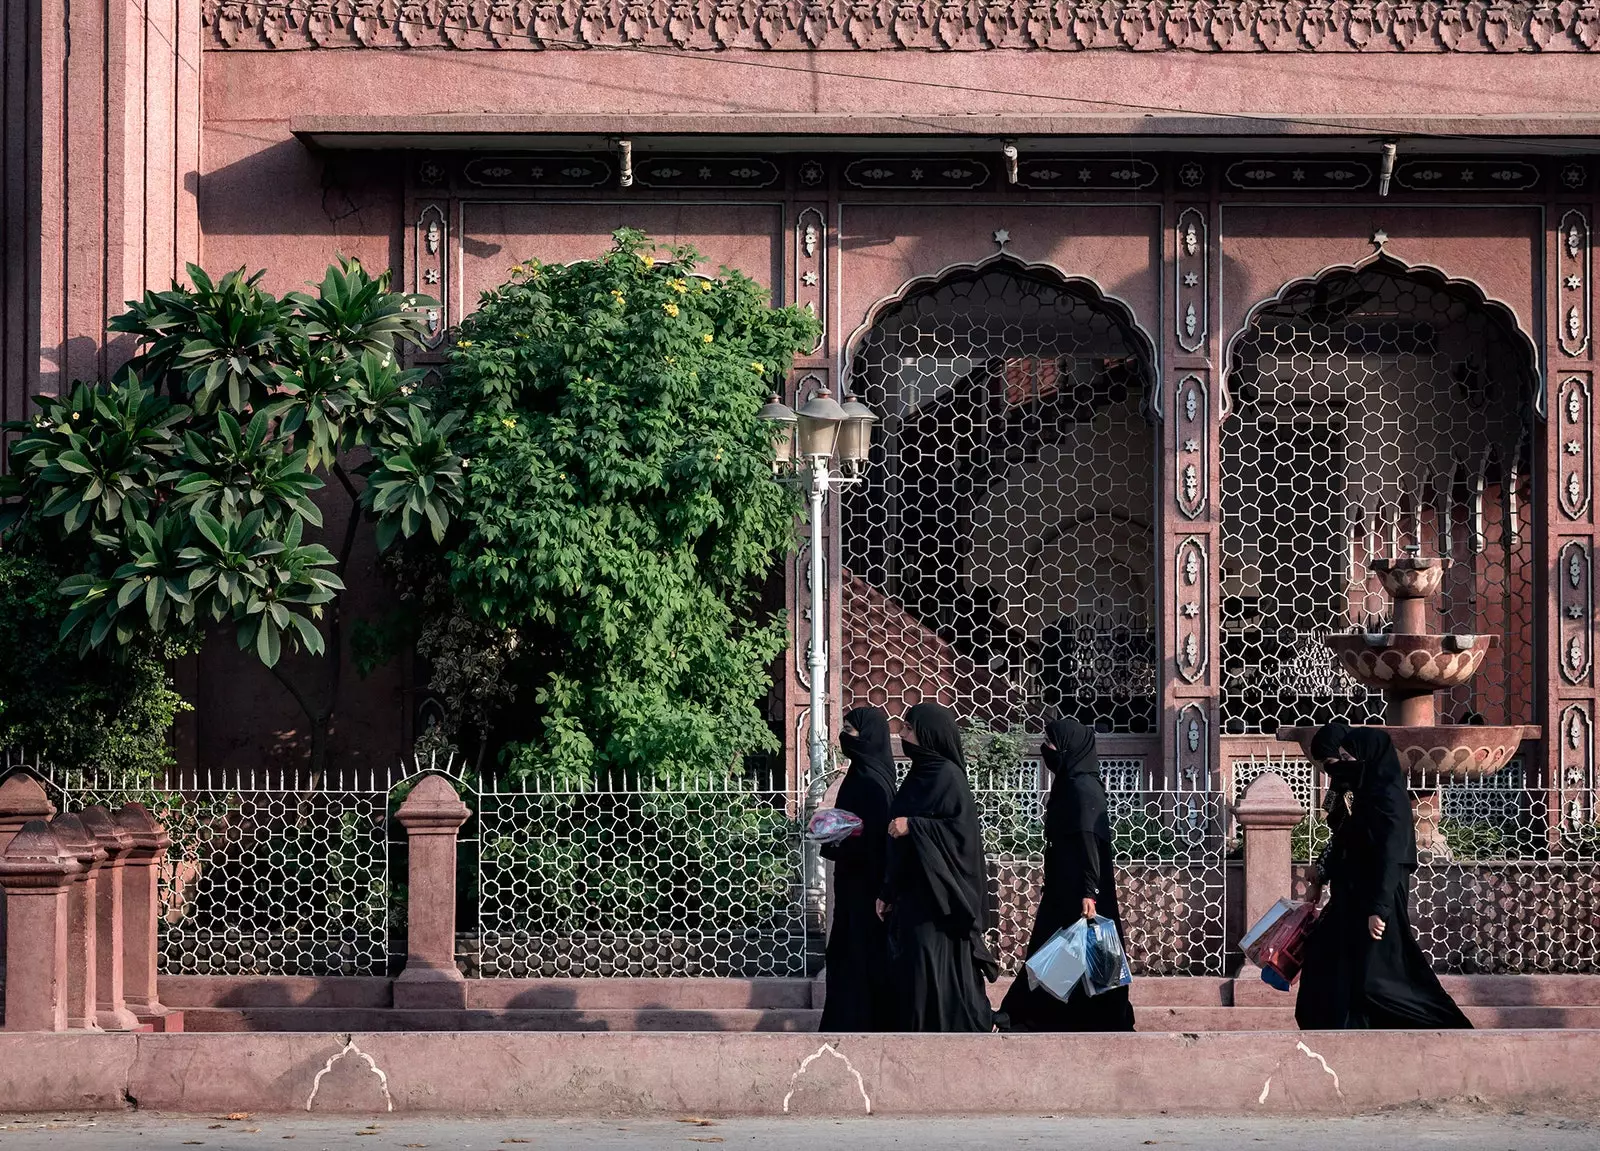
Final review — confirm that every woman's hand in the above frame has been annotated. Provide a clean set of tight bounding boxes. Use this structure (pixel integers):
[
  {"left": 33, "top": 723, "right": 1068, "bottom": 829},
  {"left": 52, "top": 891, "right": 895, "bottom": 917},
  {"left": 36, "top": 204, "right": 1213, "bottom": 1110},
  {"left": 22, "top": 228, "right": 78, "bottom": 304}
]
[
  {"left": 1368, "top": 915, "right": 1386, "bottom": 941},
  {"left": 876, "top": 899, "right": 890, "bottom": 921},
  {"left": 1304, "top": 867, "right": 1324, "bottom": 905},
  {"left": 888, "top": 816, "right": 910, "bottom": 838},
  {"left": 1081, "top": 897, "right": 1097, "bottom": 920}
]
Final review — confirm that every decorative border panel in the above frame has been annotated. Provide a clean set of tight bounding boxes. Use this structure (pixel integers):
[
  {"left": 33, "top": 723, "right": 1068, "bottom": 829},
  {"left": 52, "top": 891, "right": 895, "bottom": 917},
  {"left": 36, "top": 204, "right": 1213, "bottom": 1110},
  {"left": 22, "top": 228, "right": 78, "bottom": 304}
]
[
  {"left": 1560, "top": 540, "right": 1594, "bottom": 686},
  {"left": 1175, "top": 375, "right": 1208, "bottom": 520},
  {"left": 1175, "top": 536, "right": 1209, "bottom": 685},
  {"left": 1560, "top": 703, "right": 1595, "bottom": 831},
  {"left": 461, "top": 155, "right": 613, "bottom": 188},
  {"left": 1015, "top": 157, "right": 1158, "bottom": 191},
  {"left": 204, "top": 4, "right": 1600, "bottom": 52},
  {"left": 795, "top": 207, "right": 826, "bottom": 352},
  {"left": 843, "top": 158, "right": 990, "bottom": 190},
  {"left": 636, "top": 156, "right": 781, "bottom": 189},
  {"left": 1393, "top": 159, "right": 1541, "bottom": 192},
  {"left": 1176, "top": 702, "right": 1210, "bottom": 792},
  {"left": 1559, "top": 376, "right": 1592, "bottom": 521},
  {"left": 1224, "top": 159, "right": 1372, "bottom": 192},
  {"left": 1560, "top": 211, "right": 1592, "bottom": 358},
  {"left": 412, "top": 202, "right": 448, "bottom": 348},
  {"left": 1175, "top": 208, "right": 1207, "bottom": 354}
]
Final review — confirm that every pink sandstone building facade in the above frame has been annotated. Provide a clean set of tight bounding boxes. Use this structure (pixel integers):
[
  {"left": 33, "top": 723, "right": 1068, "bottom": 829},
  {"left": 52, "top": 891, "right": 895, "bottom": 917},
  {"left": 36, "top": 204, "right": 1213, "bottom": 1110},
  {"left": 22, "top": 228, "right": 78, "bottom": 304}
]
[{"left": 3, "top": 6, "right": 1600, "bottom": 1004}]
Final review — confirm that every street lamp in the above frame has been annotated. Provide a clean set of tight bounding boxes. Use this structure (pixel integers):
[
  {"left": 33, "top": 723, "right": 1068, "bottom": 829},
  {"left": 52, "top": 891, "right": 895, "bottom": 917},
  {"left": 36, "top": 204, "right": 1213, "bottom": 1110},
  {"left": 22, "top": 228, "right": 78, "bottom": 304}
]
[{"left": 759, "top": 383, "right": 878, "bottom": 916}]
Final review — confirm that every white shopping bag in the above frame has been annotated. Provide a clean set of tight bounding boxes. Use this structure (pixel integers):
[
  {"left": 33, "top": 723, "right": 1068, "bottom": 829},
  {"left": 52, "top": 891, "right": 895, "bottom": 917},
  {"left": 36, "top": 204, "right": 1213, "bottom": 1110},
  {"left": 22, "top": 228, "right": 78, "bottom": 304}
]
[{"left": 1023, "top": 919, "right": 1090, "bottom": 1003}]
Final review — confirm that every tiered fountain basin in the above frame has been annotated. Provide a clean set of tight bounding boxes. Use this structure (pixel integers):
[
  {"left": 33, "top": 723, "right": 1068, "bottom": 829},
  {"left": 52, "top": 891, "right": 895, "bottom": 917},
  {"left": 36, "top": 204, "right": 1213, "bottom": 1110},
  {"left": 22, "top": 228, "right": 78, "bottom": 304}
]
[
  {"left": 1278, "top": 723, "right": 1542, "bottom": 783},
  {"left": 1323, "top": 632, "right": 1496, "bottom": 692}
]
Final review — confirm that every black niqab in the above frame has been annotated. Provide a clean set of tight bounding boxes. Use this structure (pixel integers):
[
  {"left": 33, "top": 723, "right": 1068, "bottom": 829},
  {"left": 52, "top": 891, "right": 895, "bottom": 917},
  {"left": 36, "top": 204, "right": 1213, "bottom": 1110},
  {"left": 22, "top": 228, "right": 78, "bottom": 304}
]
[
  {"left": 997, "top": 716, "right": 1135, "bottom": 1032},
  {"left": 1295, "top": 722, "right": 1471, "bottom": 1031},
  {"left": 881, "top": 702, "right": 996, "bottom": 1032},
  {"left": 819, "top": 706, "right": 897, "bottom": 1031}
]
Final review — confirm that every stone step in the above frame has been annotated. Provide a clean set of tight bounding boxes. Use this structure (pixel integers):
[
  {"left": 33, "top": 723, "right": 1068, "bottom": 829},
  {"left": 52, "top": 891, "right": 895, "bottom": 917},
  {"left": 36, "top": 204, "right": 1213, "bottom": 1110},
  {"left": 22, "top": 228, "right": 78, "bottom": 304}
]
[{"left": 178, "top": 1007, "right": 821, "bottom": 1033}]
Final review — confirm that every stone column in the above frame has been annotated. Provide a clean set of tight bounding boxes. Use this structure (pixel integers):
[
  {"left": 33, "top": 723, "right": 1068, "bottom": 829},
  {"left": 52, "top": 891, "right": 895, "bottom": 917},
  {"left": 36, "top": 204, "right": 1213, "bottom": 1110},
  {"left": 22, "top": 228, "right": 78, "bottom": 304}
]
[
  {"left": 0, "top": 773, "right": 57, "bottom": 1008},
  {"left": 394, "top": 775, "right": 471, "bottom": 1010},
  {"left": 0, "top": 821, "right": 79, "bottom": 1031},
  {"left": 1233, "top": 771, "right": 1307, "bottom": 937},
  {"left": 48, "top": 814, "right": 106, "bottom": 1030},
  {"left": 116, "top": 804, "right": 175, "bottom": 1029},
  {"left": 79, "top": 806, "right": 139, "bottom": 1030}
]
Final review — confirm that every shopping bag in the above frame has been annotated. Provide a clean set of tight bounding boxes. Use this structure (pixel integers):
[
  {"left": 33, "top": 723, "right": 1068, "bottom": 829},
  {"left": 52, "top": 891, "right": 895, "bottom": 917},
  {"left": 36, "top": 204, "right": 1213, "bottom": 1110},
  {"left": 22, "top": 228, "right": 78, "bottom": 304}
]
[
  {"left": 1242, "top": 899, "right": 1317, "bottom": 991},
  {"left": 1238, "top": 897, "right": 1298, "bottom": 956},
  {"left": 805, "top": 807, "right": 864, "bottom": 844},
  {"left": 1080, "top": 915, "right": 1133, "bottom": 998},
  {"left": 1023, "top": 920, "right": 1089, "bottom": 1002}
]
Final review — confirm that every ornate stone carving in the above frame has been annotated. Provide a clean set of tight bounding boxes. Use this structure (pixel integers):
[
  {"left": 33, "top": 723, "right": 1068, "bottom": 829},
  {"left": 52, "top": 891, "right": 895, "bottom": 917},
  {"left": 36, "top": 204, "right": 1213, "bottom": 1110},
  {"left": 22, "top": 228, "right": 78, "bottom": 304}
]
[
  {"left": 795, "top": 207, "right": 826, "bottom": 351},
  {"left": 1560, "top": 539, "right": 1593, "bottom": 685},
  {"left": 1175, "top": 374, "right": 1208, "bottom": 520},
  {"left": 1177, "top": 702, "right": 1209, "bottom": 791},
  {"left": 1560, "top": 210, "right": 1591, "bottom": 357},
  {"left": 1175, "top": 536, "right": 1208, "bottom": 684},
  {"left": 1560, "top": 703, "right": 1594, "bottom": 831},
  {"left": 413, "top": 203, "right": 448, "bottom": 346},
  {"left": 1559, "top": 376, "right": 1592, "bottom": 520},
  {"left": 1176, "top": 208, "right": 1207, "bottom": 355},
  {"left": 200, "top": 1, "right": 1600, "bottom": 51}
]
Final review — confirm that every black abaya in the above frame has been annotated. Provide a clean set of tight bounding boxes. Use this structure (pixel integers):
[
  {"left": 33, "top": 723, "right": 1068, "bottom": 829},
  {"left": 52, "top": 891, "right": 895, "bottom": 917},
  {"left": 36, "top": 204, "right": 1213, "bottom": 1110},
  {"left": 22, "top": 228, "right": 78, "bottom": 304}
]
[
  {"left": 1295, "top": 723, "right": 1472, "bottom": 1031},
  {"left": 882, "top": 702, "right": 996, "bottom": 1032},
  {"left": 998, "top": 717, "right": 1136, "bottom": 1032},
  {"left": 819, "top": 707, "right": 897, "bottom": 1032}
]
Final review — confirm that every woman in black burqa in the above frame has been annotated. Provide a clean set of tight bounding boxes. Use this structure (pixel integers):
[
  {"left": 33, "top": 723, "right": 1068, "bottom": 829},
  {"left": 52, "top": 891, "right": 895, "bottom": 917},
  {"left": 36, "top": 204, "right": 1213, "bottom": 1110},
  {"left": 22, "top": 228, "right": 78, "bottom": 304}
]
[
  {"left": 996, "top": 717, "right": 1135, "bottom": 1032},
  {"left": 878, "top": 702, "right": 997, "bottom": 1031},
  {"left": 818, "top": 706, "right": 897, "bottom": 1031},
  {"left": 1295, "top": 721, "right": 1472, "bottom": 1030}
]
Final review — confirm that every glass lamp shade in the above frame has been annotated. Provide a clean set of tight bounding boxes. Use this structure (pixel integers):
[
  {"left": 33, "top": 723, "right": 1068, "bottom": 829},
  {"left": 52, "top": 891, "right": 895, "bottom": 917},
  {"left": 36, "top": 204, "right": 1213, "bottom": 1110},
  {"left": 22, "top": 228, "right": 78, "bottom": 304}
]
[
  {"left": 755, "top": 394, "right": 799, "bottom": 467},
  {"left": 796, "top": 387, "right": 849, "bottom": 458},
  {"left": 837, "top": 394, "right": 877, "bottom": 464}
]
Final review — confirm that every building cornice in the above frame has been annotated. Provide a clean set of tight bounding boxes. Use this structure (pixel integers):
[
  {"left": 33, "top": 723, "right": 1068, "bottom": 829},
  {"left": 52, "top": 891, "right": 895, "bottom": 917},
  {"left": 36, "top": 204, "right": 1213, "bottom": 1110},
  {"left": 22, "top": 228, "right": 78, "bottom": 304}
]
[{"left": 203, "top": 0, "right": 1600, "bottom": 52}]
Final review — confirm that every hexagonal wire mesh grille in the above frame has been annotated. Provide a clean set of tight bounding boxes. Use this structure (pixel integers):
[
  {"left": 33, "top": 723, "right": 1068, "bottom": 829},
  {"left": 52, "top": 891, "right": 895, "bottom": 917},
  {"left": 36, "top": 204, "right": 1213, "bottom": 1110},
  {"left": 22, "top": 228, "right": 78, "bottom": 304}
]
[
  {"left": 465, "top": 771, "right": 808, "bottom": 978},
  {"left": 22, "top": 758, "right": 394, "bottom": 977},
  {"left": 840, "top": 264, "right": 1158, "bottom": 734},
  {"left": 1220, "top": 259, "right": 1537, "bottom": 734}
]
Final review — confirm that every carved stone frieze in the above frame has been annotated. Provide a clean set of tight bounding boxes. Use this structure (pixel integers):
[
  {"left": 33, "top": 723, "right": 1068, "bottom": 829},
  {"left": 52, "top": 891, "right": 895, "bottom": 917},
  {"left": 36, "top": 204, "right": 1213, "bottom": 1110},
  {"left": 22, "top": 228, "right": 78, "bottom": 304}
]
[
  {"left": 1560, "top": 211, "right": 1591, "bottom": 358},
  {"left": 1559, "top": 539, "right": 1593, "bottom": 686},
  {"left": 1560, "top": 703, "right": 1594, "bottom": 832},
  {"left": 1174, "top": 374, "right": 1208, "bottom": 520},
  {"left": 1176, "top": 702, "right": 1209, "bottom": 791},
  {"left": 1559, "top": 375, "right": 1592, "bottom": 521},
  {"left": 1175, "top": 536, "right": 1209, "bottom": 685},
  {"left": 1176, "top": 208, "right": 1207, "bottom": 355},
  {"left": 413, "top": 203, "right": 448, "bottom": 347},
  {"left": 795, "top": 207, "right": 827, "bottom": 352},
  {"left": 202, "top": 1, "right": 1600, "bottom": 52}
]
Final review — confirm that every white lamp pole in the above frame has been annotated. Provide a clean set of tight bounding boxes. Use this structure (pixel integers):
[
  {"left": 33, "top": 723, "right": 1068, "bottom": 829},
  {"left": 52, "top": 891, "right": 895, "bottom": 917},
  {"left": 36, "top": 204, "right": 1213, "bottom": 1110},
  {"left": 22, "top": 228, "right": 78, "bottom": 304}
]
[{"left": 759, "top": 385, "right": 878, "bottom": 916}]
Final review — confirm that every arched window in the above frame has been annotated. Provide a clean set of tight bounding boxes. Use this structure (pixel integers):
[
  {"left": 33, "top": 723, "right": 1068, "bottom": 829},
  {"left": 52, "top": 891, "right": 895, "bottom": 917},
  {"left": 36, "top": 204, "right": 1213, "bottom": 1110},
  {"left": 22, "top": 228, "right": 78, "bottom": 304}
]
[
  {"left": 840, "top": 262, "right": 1157, "bottom": 734},
  {"left": 1220, "top": 258, "right": 1538, "bottom": 734}
]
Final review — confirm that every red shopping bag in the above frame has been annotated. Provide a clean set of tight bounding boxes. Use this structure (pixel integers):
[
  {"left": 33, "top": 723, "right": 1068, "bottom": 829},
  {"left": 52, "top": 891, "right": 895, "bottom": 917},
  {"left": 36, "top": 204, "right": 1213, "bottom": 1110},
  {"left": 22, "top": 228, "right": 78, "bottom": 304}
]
[{"left": 1248, "top": 900, "right": 1317, "bottom": 991}]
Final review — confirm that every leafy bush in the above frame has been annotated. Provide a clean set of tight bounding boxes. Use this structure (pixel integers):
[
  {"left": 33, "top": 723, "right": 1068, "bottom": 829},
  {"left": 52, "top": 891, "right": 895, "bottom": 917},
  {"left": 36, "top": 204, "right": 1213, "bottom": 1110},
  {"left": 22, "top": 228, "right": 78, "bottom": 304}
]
[{"left": 400, "top": 229, "right": 818, "bottom": 784}]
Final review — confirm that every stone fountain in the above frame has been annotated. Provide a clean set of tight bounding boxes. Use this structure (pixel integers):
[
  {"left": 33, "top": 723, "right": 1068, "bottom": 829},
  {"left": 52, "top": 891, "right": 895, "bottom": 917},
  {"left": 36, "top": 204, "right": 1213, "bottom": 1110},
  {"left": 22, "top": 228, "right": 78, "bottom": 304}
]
[{"left": 1278, "top": 546, "right": 1540, "bottom": 858}]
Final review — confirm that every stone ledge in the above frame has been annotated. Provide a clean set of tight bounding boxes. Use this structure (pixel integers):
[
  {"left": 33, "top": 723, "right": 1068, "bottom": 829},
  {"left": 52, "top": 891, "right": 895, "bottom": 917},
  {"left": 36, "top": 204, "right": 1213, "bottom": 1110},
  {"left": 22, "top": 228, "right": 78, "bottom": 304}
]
[{"left": 4, "top": 1029, "right": 1600, "bottom": 1116}]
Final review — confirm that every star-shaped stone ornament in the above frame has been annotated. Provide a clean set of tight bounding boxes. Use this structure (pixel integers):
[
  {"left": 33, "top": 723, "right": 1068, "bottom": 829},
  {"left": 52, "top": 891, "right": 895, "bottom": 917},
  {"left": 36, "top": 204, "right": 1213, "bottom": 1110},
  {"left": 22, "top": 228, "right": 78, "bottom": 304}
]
[
  {"left": 1371, "top": 229, "right": 1389, "bottom": 247},
  {"left": 802, "top": 271, "right": 819, "bottom": 287},
  {"left": 993, "top": 229, "right": 1011, "bottom": 247},
  {"left": 1568, "top": 275, "right": 1584, "bottom": 291},
  {"left": 1567, "top": 441, "right": 1583, "bottom": 456},
  {"left": 1183, "top": 272, "right": 1199, "bottom": 287}
]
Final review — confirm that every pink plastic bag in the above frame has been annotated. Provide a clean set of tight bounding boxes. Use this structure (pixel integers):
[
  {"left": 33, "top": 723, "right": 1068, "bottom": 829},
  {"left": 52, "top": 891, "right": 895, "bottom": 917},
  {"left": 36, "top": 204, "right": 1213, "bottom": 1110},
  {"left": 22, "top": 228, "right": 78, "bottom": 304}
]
[{"left": 805, "top": 807, "right": 864, "bottom": 844}]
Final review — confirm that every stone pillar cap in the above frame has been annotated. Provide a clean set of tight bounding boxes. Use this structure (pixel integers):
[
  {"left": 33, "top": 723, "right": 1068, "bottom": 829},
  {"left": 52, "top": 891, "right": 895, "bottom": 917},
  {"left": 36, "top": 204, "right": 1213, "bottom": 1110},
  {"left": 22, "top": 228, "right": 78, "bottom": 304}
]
[
  {"left": 396, "top": 774, "right": 471, "bottom": 832},
  {"left": 49, "top": 813, "right": 109, "bottom": 867},
  {"left": 0, "top": 820, "right": 82, "bottom": 887},
  {"left": 0, "top": 772, "right": 57, "bottom": 825},
  {"left": 1232, "top": 770, "right": 1307, "bottom": 828},
  {"left": 115, "top": 803, "right": 172, "bottom": 853},
  {"left": 79, "top": 805, "right": 134, "bottom": 856}
]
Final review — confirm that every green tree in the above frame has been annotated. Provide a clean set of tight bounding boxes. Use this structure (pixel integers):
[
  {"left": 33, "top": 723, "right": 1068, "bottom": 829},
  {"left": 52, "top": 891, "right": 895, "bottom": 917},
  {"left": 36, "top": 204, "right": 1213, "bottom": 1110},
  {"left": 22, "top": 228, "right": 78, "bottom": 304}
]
[
  {"left": 0, "top": 261, "right": 461, "bottom": 774},
  {"left": 404, "top": 229, "right": 817, "bottom": 783}
]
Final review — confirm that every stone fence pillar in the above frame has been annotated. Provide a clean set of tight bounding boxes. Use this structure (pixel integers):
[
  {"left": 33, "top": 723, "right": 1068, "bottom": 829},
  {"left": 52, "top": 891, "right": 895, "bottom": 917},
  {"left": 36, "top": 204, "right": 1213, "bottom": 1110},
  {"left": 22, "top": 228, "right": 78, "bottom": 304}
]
[
  {"left": 394, "top": 775, "right": 471, "bottom": 1010},
  {"left": 49, "top": 814, "right": 106, "bottom": 1031},
  {"left": 1233, "top": 772, "right": 1307, "bottom": 938},
  {"left": 0, "top": 821, "right": 79, "bottom": 1031},
  {"left": 117, "top": 804, "right": 176, "bottom": 1030},
  {"left": 0, "top": 773, "right": 56, "bottom": 1010},
  {"left": 80, "top": 806, "right": 139, "bottom": 1030}
]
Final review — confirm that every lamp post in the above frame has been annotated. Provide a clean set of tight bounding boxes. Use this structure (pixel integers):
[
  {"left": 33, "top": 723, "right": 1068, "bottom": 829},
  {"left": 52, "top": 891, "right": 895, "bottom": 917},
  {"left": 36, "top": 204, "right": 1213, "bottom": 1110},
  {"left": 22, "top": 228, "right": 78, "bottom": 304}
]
[{"left": 759, "top": 385, "right": 877, "bottom": 915}]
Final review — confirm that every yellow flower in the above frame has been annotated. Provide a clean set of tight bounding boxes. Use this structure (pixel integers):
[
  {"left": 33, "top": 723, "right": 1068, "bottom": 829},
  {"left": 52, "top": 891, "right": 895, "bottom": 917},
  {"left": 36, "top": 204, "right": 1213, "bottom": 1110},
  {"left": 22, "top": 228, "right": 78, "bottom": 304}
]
[
  {"left": 702, "top": 333, "right": 714, "bottom": 344},
  {"left": 501, "top": 417, "right": 517, "bottom": 429},
  {"left": 750, "top": 361, "right": 765, "bottom": 374},
  {"left": 669, "top": 278, "right": 688, "bottom": 294},
  {"left": 639, "top": 253, "right": 654, "bottom": 267},
  {"left": 698, "top": 280, "right": 712, "bottom": 293},
  {"left": 457, "top": 340, "right": 474, "bottom": 348},
  {"left": 665, "top": 356, "right": 676, "bottom": 365},
  {"left": 664, "top": 302, "right": 680, "bottom": 317},
  {"left": 610, "top": 289, "right": 626, "bottom": 307}
]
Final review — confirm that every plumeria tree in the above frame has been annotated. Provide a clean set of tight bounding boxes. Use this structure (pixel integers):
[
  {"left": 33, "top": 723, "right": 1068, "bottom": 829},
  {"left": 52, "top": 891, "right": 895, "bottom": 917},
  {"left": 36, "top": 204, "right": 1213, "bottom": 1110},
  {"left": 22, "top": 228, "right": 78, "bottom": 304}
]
[{"left": 0, "top": 260, "right": 462, "bottom": 774}]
